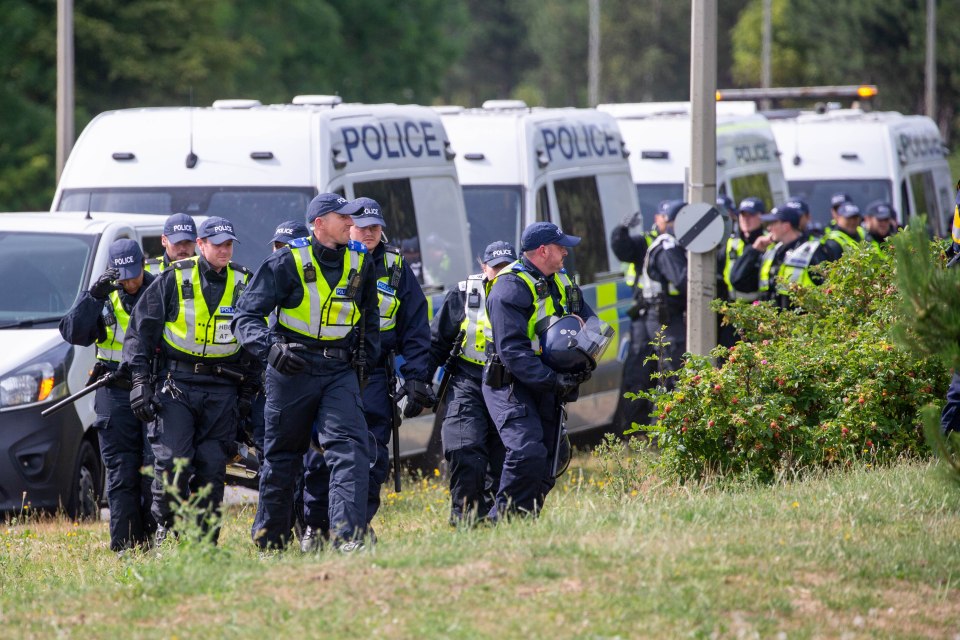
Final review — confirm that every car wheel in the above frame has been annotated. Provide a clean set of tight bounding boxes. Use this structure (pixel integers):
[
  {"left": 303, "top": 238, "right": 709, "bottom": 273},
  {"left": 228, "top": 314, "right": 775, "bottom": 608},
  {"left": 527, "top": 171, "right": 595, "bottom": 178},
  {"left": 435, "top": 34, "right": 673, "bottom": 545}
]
[{"left": 67, "top": 439, "right": 102, "bottom": 521}]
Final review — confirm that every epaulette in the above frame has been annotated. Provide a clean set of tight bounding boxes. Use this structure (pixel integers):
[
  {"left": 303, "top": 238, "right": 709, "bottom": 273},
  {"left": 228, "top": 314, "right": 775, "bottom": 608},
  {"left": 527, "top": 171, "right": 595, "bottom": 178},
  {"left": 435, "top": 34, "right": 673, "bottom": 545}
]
[
  {"left": 228, "top": 261, "right": 251, "bottom": 275},
  {"left": 347, "top": 239, "right": 367, "bottom": 254},
  {"left": 288, "top": 236, "right": 310, "bottom": 249}
]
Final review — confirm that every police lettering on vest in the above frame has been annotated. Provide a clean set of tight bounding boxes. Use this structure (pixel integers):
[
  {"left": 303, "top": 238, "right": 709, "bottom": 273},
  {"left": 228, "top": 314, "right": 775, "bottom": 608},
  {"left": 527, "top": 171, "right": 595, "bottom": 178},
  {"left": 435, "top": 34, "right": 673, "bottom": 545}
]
[{"left": 162, "top": 257, "right": 247, "bottom": 358}]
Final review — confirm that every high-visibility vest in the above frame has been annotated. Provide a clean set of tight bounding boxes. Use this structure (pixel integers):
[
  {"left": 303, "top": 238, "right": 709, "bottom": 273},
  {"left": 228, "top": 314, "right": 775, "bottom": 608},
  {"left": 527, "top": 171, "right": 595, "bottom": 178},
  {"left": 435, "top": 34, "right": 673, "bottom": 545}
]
[
  {"left": 162, "top": 258, "right": 248, "bottom": 358},
  {"left": 824, "top": 226, "right": 865, "bottom": 253},
  {"left": 759, "top": 240, "right": 820, "bottom": 297},
  {"left": 623, "top": 229, "right": 658, "bottom": 287},
  {"left": 639, "top": 233, "right": 681, "bottom": 299},
  {"left": 96, "top": 290, "right": 130, "bottom": 363},
  {"left": 495, "top": 261, "right": 574, "bottom": 353},
  {"left": 377, "top": 247, "right": 403, "bottom": 332},
  {"left": 144, "top": 255, "right": 170, "bottom": 275},
  {"left": 276, "top": 238, "right": 367, "bottom": 340},
  {"left": 722, "top": 235, "right": 758, "bottom": 302},
  {"left": 457, "top": 274, "right": 490, "bottom": 365}
]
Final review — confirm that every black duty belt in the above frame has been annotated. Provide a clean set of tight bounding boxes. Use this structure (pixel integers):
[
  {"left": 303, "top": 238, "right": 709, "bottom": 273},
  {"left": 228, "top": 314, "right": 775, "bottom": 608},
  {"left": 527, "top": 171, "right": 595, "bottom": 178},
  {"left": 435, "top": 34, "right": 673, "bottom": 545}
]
[
  {"left": 167, "top": 360, "right": 245, "bottom": 381},
  {"left": 278, "top": 338, "right": 353, "bottom": 363}
]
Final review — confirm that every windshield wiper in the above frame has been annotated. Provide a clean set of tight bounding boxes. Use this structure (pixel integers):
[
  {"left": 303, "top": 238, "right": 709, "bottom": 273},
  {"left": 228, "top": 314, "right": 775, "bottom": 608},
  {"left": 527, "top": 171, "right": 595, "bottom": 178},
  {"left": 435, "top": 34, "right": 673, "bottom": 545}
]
[{"left": 0, "top": 315, "right": 64, "bottom": 330}]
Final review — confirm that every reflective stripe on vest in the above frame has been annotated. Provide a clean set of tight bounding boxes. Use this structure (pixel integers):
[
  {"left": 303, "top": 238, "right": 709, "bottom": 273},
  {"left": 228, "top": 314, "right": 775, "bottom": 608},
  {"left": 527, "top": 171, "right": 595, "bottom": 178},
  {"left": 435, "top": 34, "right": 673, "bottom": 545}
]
[
  {"left": 162, "top": 259, "right": 243, "bottom": 358},
  {"left": 622, "top": 230, "right": 657, "bottom": 287},
  {"left": 277, "top": 244, "right": 364, "bottom": 340},
  {"left": 96, "top": 290, "right": 129, "bottom": 362},
  {"left": 639, "top": 233, "right": 681, "bottom": 299},
  {"left": 377, "top": 249, "right": 402, "bottom": 331},
  {"left": 144, "top": 256, "right": 167, "bottom": 275},
  {"left": 500, "top": 261, "right": 572, "bottom": 353},
  {"left": 458, "top": 274, "right": 490, "bottom": 365},
  {"left": 759, "top": 240, "right": 819, "bottom": 295}
]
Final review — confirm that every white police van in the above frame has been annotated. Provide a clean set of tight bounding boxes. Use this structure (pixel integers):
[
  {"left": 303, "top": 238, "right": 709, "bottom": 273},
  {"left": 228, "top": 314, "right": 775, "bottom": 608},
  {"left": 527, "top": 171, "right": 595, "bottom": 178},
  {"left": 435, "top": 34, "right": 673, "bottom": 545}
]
[
  {"left": 597, "top": 102, "right": 790, "bottom": 226},
  {"left": 52, "top": 97, "right": 472, "bottom": 292},
  {"left": 0, "top": 211, "right": 167, "bottom": 519},
  {"left": 439, "top": 101, "right": 639, "bottom": 434},
  {"left": 52, "top": 98, "right": 474, "bottom": 465},
  {"left": 767, "top": 108, "right": 953, "bottom": 234}
]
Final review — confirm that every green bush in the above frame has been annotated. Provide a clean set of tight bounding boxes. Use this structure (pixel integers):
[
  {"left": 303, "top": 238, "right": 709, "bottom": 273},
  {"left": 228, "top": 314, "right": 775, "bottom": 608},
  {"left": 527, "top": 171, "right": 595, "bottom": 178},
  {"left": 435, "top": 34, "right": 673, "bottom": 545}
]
[{"left": 639, "top": 242, "right": 947, "bottom": 483}]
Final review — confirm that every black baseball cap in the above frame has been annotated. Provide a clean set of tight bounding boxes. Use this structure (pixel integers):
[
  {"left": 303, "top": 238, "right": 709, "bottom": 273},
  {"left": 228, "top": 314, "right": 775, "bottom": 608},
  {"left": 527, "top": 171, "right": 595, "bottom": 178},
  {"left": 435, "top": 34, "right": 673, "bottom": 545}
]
[
  {"left": 482, "top": 241, "right": 517, "bottom": 267},
  {"left": 350, "top": 197, "right": 388, "bottom": 229},
  {"left": 163, "top": 213, "right": 197, "bottom": 243},
  {"left": 270, "top": 220, "right": 309, "bottom": 244},
  {"left": 197, "top": 216, "right": 239, "bottom": 244},
  {"left": 305, "top": 193, "right": 363, "bottom": 223},
  {"left": 108, "top": 238, "right": 144, "bottom": 280},
  {"left": 520, "top": 222, "right": 581, "bottom": 252}
]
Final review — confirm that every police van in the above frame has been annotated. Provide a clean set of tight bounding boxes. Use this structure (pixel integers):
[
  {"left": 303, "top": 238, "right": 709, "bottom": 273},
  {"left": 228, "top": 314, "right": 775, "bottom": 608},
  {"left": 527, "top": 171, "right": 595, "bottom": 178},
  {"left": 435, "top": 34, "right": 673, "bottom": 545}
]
[
  {"left": 438, "top": 101, "right": 639, "bottom": 434},
  {"left": 597, "top": 102, "right": 790, "bottom": 227},
  {"left": 766, "top": 108, "right": 953, "bottom": 234},
  {"left": 0, "top": 211, "right": 167, "bottom": 519},
  {"left": 52, "top": 97, "right": 471, "bottom": 292},
  {"left": 52, "top": 98, "right": 473, "bottom": 465}
]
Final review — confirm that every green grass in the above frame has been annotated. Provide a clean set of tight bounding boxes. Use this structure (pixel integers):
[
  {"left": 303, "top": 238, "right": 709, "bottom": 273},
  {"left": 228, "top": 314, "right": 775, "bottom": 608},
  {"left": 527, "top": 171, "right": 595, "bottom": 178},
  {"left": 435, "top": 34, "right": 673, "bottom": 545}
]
[{"left": 2, "top": 456, "right": 959, "bottom": 639}]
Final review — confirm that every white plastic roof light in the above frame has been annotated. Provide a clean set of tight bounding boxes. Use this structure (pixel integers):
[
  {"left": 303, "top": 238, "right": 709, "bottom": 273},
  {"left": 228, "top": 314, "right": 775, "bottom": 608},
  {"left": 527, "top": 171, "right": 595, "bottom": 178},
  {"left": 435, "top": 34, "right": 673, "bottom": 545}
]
[
  {"left": 211, "top": 99, "right": 263, "bottom": 109},
  {"left": 292, "top": 95, "right": 343, "bottom": 107},
  {"left": 481, "top": 99, "right": 528, "bottom": 111}
]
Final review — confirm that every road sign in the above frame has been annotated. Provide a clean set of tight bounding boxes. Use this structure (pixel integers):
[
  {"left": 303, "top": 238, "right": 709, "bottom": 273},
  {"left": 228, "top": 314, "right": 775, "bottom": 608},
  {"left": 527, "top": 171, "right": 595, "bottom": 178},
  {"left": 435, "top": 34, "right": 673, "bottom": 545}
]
[{"left": 674, "top": 202, "right": 728, "bottom": 253}]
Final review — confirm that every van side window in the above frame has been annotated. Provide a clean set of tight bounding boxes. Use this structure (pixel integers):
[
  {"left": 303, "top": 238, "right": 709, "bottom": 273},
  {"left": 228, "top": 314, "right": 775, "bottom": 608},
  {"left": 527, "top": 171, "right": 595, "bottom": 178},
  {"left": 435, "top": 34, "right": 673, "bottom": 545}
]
[
  {"left": 900, "top": 179, "right": 911, "bottom": 218},
  {"left": 730, "top": 173, "right": 773, "bottom": 209},
  {"left": 909, "top": 171, "right": 939, "bottom": 230},
  {"left": 353, "top": 178, "right": 426, "bottom": 283},
  {"left": 554, "top": 176, "right": 610, "bottom": 285},
  {"left": 142, "top": 235, "right": 163, "bottom": 259},
  {"left": 536, "top": 186, "right": 550, "bottom": 222}
]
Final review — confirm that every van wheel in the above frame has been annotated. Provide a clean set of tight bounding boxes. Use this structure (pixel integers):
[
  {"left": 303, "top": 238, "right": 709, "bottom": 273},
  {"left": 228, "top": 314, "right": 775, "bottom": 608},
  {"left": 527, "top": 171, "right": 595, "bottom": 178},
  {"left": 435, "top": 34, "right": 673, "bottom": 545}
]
[{"left": 67, "top": 440, "right": 102, "bottom": 521}]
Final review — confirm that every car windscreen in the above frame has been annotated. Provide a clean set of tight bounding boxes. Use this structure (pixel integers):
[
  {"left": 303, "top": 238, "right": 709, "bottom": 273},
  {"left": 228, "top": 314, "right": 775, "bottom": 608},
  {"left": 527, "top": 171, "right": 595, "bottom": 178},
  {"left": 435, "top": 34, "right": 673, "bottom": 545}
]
[
  {"left": 0, "top": 232, "right": 95, "bottom": 323},
  {"left": 462, "top": 186, "right": 523, "bottom": 265},
  {"left": 58, "top": 187, "right": 316, "bottom": 271},
  {"left": 787, "top": 179, "right": 893, "bottom": 227},
  {"left": 636, "top": 183, "right": 684, "bottom": 231}
]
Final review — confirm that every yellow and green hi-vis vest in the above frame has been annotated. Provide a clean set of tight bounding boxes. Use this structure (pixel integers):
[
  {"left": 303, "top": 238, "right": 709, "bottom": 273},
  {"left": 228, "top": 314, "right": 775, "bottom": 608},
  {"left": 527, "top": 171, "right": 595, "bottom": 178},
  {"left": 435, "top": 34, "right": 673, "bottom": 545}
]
[
  {"left": 96, "top": 290, "right": 130, "bottom": 362},
  {"left": 377, "top": 247, "right": 403, "bottom": 332},
  {"left": 458, "top": 274, "right": 491, "bottom": 366},
  {"left": 498, "top": 261, "right": 574, "bottom": 354}
]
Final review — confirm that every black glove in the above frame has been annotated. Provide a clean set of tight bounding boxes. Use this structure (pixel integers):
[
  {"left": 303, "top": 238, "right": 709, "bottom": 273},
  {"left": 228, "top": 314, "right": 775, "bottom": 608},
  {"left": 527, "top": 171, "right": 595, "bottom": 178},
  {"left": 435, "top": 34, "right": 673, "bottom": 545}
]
[
  {"left": 555, "top": 370, "right": 591, "bottom": 403},
  {"left": 130, "top": 376, "right": 159, "bottom": 422},
  {"left": 238, "top": 387, "right": 256, "bottom": 421},
  {"left": 401, "top": 379, "right": 437, "bottom": 419},
  {"left": 621, "top": 211, "right": 643, "bottom": 228},
  {"left": 90, "top": 268, "right": 121, "bottom": 299},
  {"left": 267, "top": 342, "right": 307, "bottom": 375}
]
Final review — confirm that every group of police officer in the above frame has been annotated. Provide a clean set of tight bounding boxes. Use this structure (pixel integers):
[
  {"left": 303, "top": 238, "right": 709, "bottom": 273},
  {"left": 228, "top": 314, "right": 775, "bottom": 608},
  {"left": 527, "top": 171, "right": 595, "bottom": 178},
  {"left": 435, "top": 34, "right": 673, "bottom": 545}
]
[
  {"left": 612, "top": 192, "right": 900, "bottom": 428},
  {"left": 60, "top": 193, "right": 602, "bottom": 555}
]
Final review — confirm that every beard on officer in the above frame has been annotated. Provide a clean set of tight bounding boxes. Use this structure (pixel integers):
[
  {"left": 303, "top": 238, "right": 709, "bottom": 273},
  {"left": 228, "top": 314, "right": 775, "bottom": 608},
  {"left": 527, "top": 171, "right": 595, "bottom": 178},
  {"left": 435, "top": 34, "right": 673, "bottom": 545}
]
[
  {"left": 481, "top": 222, "right": 601, "bottom": 520},
  {"left": 230, "top": 193, "right": 380, "bottom": 552}
]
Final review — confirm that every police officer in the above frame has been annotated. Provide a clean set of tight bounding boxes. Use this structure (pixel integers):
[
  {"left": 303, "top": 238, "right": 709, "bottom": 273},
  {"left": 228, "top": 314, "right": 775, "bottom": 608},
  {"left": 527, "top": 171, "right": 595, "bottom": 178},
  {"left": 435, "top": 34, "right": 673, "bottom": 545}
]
[
  {"left": 231, "top": 193, "right": 379, "bottom": 552},
  {"left": 823, "top": 202, "right": 866, "bottom": 260},
  {"left": 59, "top": 239, "right": 157, "bottom": 552},
  {"left": 145, "top": 213, "right": 197, "bottom": 273},
  {"left": 430, "top": 241, "right": 515, "bottom": 525},
  {"left": 638, "top": 200, "right": 688, "bottom": 395},
  {"left": 863, "top": 201, "right": 897, "bottom": 250},
  {"left": 299, "top": 197, "right": 434, "bottom": 550},
  {"left": 730, "top": 202, "right": 832, "bottom": 310},
  {"left": 483, "top": 222, "right": 595, "bottom": 519},
  {"left": 123, "top": 217, "right": 255, "bottom": 545},
  {"left": 717, "top": 197, "right": 767, "bottom": 346},
  {"left": 609, "top": 209, "right": 657, "bottom": 429}
]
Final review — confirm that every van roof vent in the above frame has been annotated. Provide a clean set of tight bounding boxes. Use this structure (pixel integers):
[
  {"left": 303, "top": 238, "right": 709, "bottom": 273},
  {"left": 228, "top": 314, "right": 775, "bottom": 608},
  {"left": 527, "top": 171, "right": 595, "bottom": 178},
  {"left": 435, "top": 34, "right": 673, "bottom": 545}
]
[
  {"left": 292, "top": 95, "right": 343, "bottom": 107},
  {"left": 482, "top": 99, "right": 528, "bottom": 111},
  {"left": 212, "top": 99, "right": 263, "bottom": 109}
]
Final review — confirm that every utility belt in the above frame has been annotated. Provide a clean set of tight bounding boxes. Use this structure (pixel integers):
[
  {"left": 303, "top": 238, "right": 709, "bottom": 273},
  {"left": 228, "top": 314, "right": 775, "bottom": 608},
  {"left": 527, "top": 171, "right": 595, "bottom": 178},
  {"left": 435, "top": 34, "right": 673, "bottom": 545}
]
[
  {"left": 641, "top": 294, "right": 682, "bottom": 322},
  {"left": 276, "top": 336, "right": 354, "bottom": 363},
  {"left": 166, "top": 359, "right": 246, "bottom": 384},
  {"left": 89, "top": 360, "right": 132, "bottom": 390},
  {"left": 483, "top": 352, "right": 514, "bottom": 389}
]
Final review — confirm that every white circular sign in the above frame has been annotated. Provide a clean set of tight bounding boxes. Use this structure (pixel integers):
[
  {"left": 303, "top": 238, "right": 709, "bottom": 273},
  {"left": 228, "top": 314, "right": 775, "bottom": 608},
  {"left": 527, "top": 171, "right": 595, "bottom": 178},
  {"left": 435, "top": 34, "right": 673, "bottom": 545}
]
[{"left": 673, "top": 203, "right": 728, "bottom": 253}]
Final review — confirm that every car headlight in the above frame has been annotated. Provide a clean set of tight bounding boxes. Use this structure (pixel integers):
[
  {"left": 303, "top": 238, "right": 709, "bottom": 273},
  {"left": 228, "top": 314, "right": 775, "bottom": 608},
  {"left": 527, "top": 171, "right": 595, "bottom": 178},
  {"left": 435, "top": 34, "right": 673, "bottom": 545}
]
[{"left": 0, "top": 342, "right": 72, "bottom": 410}]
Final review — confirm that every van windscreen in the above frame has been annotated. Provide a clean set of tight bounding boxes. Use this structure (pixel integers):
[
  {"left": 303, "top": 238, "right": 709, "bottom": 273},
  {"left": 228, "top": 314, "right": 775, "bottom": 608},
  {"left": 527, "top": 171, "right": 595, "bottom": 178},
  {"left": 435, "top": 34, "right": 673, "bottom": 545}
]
[
  {"left": 787, "top": 179, "right": 892, "bottom": 227},
  {"left": 0, "top": 232, "right": 94, "bottom": 322},
  {"left": 636, "top": 183, "right": 684, "bottom": 230},
  {"left": 462, "top": 186, "right": 523, "bottom": 265},
  {"left": 57, "top": 187, "right": 316, "bottom": 270}
]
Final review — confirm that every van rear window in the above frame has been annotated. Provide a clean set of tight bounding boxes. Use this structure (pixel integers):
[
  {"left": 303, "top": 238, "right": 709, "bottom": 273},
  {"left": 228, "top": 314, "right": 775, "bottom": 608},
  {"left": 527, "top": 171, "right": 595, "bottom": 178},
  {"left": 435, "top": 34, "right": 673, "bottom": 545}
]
[
  {"left": 462, "top": 186, "right": 522, "bottom": 264},
  {"left": 787, "top": 180, "right": 892, "bottom": 227}
]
